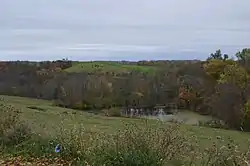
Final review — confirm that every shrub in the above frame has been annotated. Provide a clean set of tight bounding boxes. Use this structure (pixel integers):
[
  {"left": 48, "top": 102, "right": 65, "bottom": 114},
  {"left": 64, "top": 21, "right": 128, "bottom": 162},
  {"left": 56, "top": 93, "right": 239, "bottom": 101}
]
[
  {"left": 54, "top": 121, "right": 250, "bottom": 166},
  {"left": 1, "top": 118, "right": 250, "bottom": 165},
  {"left": 241, "top": 100, "right": 250, "bottom": 131},
  {"left": 198, "top": 120, "right": 228, "bottom": 129},
  {"left": 103, "top": 108, "right": 121, "bottom": 117},
  {"left": 0, "top": 100, "right": 32, "bottom": 147},
  {"left": 199, "top": 138, "right": 250, "bottom": 166},
  {"left": 55, "top": 121, "right": 194, "bottom": 165},
  {"left": 89, "top": 122, "right": 194, "bottom": 166}
]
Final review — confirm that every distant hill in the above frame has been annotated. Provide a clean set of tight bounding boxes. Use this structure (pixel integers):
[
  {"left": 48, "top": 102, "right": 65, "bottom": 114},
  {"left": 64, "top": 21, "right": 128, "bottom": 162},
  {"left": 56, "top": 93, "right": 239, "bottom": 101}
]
[{"left": 64, "top": 61, "right": 159, "bottom": 74}]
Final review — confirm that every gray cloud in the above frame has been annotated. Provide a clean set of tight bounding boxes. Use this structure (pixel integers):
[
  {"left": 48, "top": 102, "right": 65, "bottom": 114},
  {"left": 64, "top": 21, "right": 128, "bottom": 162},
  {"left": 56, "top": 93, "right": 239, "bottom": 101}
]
[{"left": 0, "top": 0, "right": 250, "bottom": 61}]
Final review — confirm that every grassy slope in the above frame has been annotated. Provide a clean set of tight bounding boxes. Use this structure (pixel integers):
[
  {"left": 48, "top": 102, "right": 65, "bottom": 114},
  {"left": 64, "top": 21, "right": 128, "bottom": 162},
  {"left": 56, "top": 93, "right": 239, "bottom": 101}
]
[
  {"left": 1, "top": 95, "right": 250, "bottom": 150},
  {"left": 65, "top": 61, "right": 158, "bottom": 73}
]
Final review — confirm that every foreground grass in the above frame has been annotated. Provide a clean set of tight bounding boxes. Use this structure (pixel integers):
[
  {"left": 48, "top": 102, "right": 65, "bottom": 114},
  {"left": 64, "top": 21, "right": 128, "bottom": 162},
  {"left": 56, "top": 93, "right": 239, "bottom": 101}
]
[
  {"left": 1, "top": 95, "right": 250, "bottom": 165},
  {"left": 65, "top": 61, "right": 158, "bottom": 74}
]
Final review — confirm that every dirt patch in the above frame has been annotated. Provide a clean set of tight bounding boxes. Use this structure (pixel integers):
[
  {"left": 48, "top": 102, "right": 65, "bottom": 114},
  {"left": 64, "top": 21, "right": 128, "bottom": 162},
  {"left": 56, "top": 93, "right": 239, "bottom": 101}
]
[{"left": 27, "top": 106, "right": 47, "bottom": 112}]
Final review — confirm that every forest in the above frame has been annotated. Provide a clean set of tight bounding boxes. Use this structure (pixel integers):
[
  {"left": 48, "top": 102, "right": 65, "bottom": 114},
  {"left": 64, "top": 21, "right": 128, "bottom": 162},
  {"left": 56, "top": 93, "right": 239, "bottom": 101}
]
[{"left": 1, "top": 48, "right": 250, "bottom": 131}]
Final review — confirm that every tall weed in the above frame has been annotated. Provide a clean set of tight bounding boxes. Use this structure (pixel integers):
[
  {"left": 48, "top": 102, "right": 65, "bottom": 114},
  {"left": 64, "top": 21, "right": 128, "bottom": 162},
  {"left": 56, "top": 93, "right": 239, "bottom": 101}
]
[{"left": 0, "top": 99, "right": 32, "bottom": 147}]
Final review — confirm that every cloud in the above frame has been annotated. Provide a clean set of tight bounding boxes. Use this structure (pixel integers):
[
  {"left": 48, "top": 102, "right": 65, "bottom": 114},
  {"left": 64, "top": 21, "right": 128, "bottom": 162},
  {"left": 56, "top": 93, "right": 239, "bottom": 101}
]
[
  {"left": 66, "top": 44, "right": 165, "bottom": 52},
  {"left": 0, "top": 0, "right": 250, "bottom": 60}
]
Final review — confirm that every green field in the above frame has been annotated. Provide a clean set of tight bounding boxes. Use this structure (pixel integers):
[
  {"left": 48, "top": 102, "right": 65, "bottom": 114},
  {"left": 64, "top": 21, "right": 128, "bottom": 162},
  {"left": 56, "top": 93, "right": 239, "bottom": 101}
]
[
  {"left": 65, "top": 61, "right": 158, "bottom": 73},
  {"left": 1, "top": 95, "right": 250, "bottom": 165},
  {"left": 1, "top": 95, "right": 250, "bottom": 151}
]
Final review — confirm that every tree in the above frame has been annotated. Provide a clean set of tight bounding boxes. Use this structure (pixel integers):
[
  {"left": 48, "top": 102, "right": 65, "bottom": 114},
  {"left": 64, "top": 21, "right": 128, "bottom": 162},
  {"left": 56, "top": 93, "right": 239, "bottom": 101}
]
[
  {"left": 241, "top": 100, "right": 250, "bottom": 131},
  {"left": 208, "top": 62, "right": 250, "bottom": 130},
  {"left": 207, "top": 49, "right": 229, "bottom": 61},
  {"left": 223, "top": 54, "right": 229, "bottom": 61},
  {"left": 235, "top": 48, "right": 250, "bottom": 62},
  {"left": 208, "top": 83, "right": 243, "bottom": 129},
  {"left": 203, "top": 50, "right": 250, "bottom": 129},
  {"left": 218, "top": 64, "right": 249, "bottom": 89},
  {"left": 203, "top": 59, "right": 235, "bottom": 81},
  {"left": 236, "top": 48, "right": 250, "bottom": 72}
]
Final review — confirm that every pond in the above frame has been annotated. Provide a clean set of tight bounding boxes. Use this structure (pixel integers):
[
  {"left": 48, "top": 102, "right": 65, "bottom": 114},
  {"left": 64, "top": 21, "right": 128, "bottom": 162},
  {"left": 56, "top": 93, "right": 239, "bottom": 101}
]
[{"left": 143, "top": 110, "right": 214, "bottom": 125}]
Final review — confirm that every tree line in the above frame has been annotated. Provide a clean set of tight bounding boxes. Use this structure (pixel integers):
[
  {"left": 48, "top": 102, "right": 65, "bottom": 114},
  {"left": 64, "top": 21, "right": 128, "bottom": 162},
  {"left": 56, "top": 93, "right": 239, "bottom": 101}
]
[{"left": 0, "top": 48, "right": 250, "bottom": 131}]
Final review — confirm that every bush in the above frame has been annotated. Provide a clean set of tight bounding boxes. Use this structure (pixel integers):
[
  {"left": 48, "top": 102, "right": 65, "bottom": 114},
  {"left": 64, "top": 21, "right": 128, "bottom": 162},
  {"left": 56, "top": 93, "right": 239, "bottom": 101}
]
[
  {"left": 54, "top": 122, "right": 194, "bottom": 165},
  {"left": 54, "top": 121, "right": 250, "bottom": 166},
  {"left": 241, "top": 100, "right": 250, "bottom": 131},
  {"left": 89, "top": 123, "right": 193, "bottom": 166},
  {"left": 198, "top": 120, "right": 228, "bottom": 129},
  {"left": 199, "top": 138, "right": 250, "bottom": 166},
  {"left": 1, "top": 119, "right": 250, "bottom": 165},
  {"left": 0, "top": 101, "right": 32, "bottom": 147},
  {"left": 103, "top": 108, "right": 121, "bottom": 117}
]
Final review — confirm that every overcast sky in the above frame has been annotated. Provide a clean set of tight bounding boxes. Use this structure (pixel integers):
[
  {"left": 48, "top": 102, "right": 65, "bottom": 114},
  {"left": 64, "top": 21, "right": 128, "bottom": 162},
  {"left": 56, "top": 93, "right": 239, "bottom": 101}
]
[{"left": 0, "top": 0, "right": 249, "bottom": 61}]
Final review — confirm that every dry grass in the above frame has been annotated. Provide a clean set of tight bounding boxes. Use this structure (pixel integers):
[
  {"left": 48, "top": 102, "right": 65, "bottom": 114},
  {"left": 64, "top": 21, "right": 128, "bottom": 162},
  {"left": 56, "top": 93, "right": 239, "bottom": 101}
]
[
  {"left": 1, "top": 95, "right": 250, "bottom": 165},
  {"left": 53, "top": 121, "right": 250, "bottom": 165},
  {"left": 0, "top": 100, "right": 32, "bottom": 147}
]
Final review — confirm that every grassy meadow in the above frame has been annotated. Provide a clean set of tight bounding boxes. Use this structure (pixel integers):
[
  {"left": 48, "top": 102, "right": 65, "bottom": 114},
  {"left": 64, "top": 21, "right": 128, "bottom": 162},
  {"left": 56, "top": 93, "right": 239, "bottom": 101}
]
[
  {"left": 1, "top": 95, "right": 250, "bottom": 165},
  {"left": 65, "top": 61, "right": 158, "bottom": 73}
]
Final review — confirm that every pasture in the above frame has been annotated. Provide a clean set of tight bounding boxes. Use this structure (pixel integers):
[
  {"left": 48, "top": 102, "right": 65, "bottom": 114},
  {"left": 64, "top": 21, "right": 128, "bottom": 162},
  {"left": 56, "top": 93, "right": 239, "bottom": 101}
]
[
  {"left": 1, "top": 95, "right": 250, "bottom": 149},
  {"left": 64, "top": 61, "right": 158, "bottom": 73},
  {"left": 1, "top": 95, "right": 250, "bottom": 165}
]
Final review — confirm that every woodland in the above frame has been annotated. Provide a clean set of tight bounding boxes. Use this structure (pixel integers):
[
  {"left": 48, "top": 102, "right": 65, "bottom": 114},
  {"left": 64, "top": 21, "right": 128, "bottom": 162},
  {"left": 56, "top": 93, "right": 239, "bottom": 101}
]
[{"left": 1, "top": 48, "right": 250, "bottom": 131}]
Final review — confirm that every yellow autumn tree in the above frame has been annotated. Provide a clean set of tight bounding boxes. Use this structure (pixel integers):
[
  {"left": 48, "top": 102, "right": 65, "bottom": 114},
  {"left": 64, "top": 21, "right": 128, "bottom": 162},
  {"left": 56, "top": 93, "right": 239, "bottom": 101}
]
[
  {"left": 217, "top": 63, "right": 250, "bottom": 130},
  {"left": 218, "top": 63, "right": 249, "bottom": 89},
  {"left": 203, "top": 59, "right": 235, "bottom": 81}
]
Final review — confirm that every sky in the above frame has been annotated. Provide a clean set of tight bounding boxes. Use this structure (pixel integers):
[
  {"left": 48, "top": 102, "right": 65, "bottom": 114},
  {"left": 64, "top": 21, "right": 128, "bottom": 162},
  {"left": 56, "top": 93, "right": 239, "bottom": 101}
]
[{"left": 0, "top": 0, "right": 250, "bottom": 61}]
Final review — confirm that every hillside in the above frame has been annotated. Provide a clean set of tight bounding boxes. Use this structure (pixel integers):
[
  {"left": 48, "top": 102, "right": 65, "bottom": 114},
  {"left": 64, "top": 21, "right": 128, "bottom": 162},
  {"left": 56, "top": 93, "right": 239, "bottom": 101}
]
[
  {"left": 1, "top": 50, "right": 250, "bottom": 133},
  {"left": 64, "top": 61, "right": 158, "bottom": 74},
  {"left": 1, "top": 49, "right": 250, "bottom": 164},
  {"left": 1, "top": 95, "right": 250, "bottom": 165},
  {"left": 1, "top": 95, "right": 250, "bottom": 149}
]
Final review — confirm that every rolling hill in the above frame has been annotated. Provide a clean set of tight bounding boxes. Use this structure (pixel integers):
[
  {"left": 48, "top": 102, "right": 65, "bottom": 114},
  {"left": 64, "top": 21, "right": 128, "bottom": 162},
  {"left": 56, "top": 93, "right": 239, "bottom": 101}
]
[{"left": 64, "top": 61, "right": 158, "bottom": 73}]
